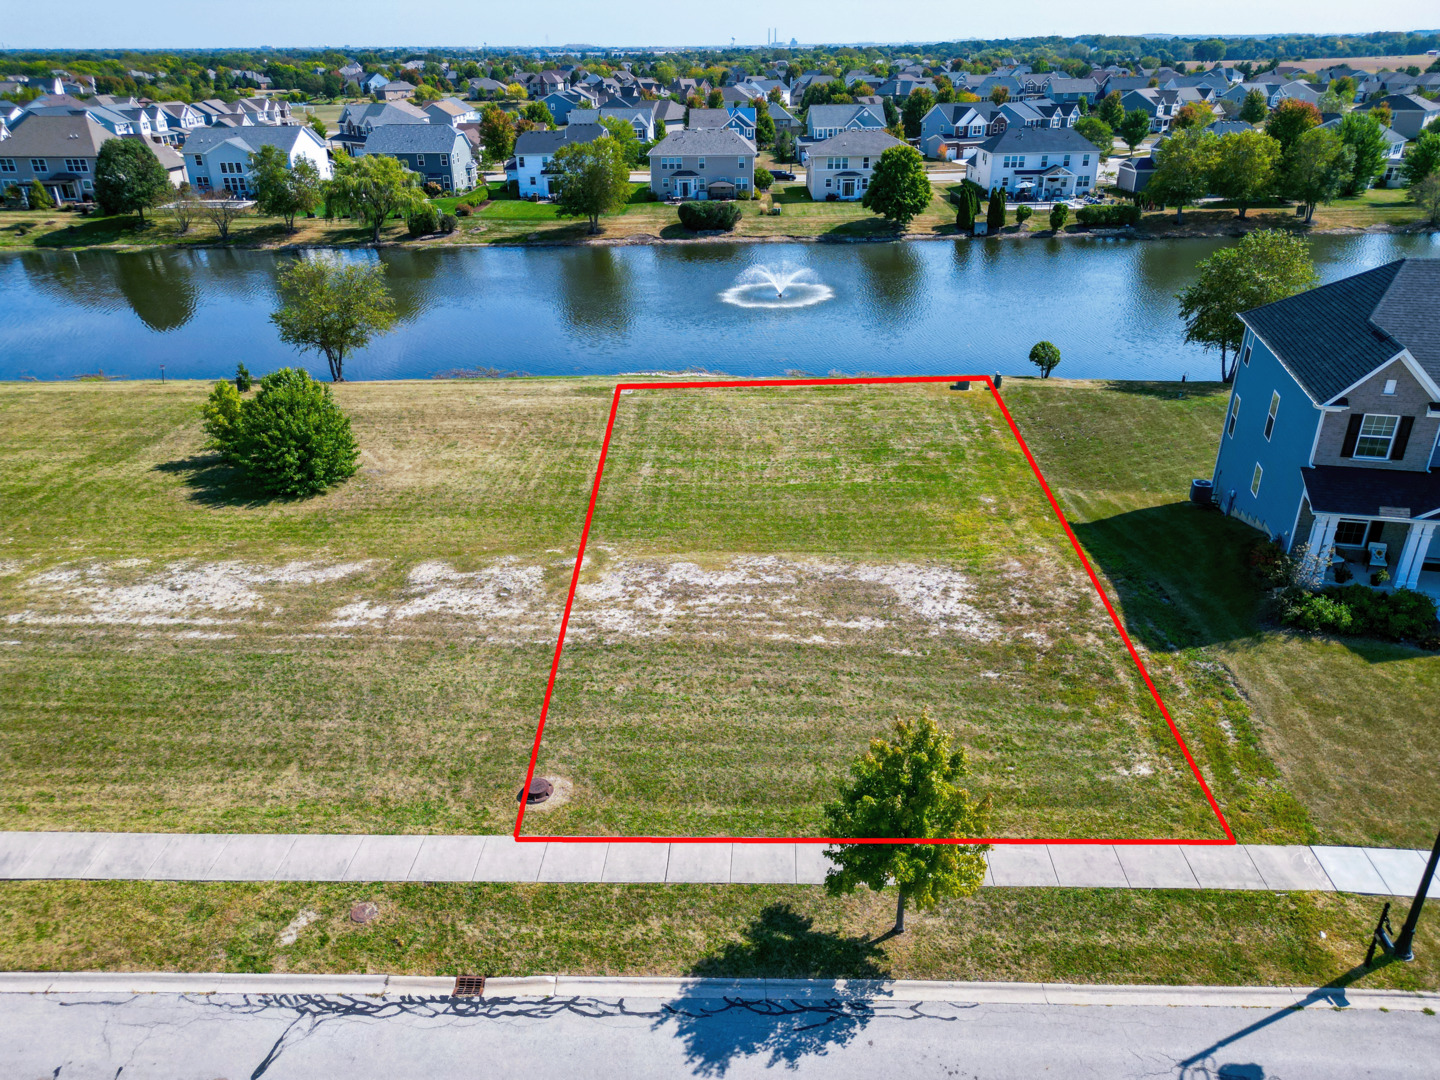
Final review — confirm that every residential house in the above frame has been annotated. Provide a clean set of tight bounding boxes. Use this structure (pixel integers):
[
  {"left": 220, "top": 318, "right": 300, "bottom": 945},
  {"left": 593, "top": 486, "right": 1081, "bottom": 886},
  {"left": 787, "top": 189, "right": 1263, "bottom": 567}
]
[
  {"left": 542, "top": 89, "right": 599, "bottom": 125},
  {"left": 1041, "top": 76, "right": 1098, "bottom": 104},
  {"left": 968, "top": 126, "right": 1101, "bottom": 200},
  {"left": 1212, "top": 259, "right": 1440, "bottom": 596},
  {"left": 507, "top": 124, "right": 607, "bottom": 198},
  {"left": 686, "top": 106, "right": 756, "bottom": 141},
  {"left": 468, "top": 77, "right": 508, "bottom": 99},
  {"left": 1116, "top": 154, "right": 1156, "bottom": 193},
  {"left": 767, "top": 102, "right": 801, "bottom": 139},
  {"left": 156, "top": 101, "right": 206, "bottom": 139},
  {"left": 803, "top": 129, "right": 904, "bottom": 200},
  {"left": 654, "top": 98, "right": 686, "bottom": 132},
  {"left": 0, "top": 110, "right": 116, "bottom": 203},
  {"left": 920, "top": 102, "right": 1008, "bottom": 160},
  {"left": 130, "top": 134, "right": 185, "bottom": 186},
  {"left": 380, "top": 81, "right": 417, "bottom": 101},
  {"left": 1121, "top": 87, "right": 1205, "bottom": 133},
  {"left": 798, "top": 102, "right": 886, "bottom": 163},
  {"left": 647, "top": 127, "right": 756, "bottom": 200},
  {"left": 1361, "top": 94, "right": 1440, "bottom": 140},
  {"left": 358, "top": 124, "right": 476, "bottom": 193},
  {"left": 425, "top": 98, "right": 479, "bottom": 126},
  {"left": 182, "top": 124, "right": 332, "bottom": 196},
  {"left": 1320, "top": 115, "right": 1407, "bottom": 184},
  {"left": 565, "top": 102, "right": 659, "bottom": 141},
  {"left": 1271, "top": 81, "right": 1322, "bottom": 108}
]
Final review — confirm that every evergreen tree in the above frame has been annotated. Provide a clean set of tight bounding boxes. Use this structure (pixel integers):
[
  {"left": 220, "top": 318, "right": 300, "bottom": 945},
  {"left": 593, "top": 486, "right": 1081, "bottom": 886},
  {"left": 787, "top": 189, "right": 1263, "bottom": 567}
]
[
  {"left": 985, "top": 186, "right": 1005, "bottom": 231},
  {"left": 1238, "top": 89, "right": 1269, "bottom": 124},
  {"left": 754, "top": 99, "right": 775, "bottom": 146}
]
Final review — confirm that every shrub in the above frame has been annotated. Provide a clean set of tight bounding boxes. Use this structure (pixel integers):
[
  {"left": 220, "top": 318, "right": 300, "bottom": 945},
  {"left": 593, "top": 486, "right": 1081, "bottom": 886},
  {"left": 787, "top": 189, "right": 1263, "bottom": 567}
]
[
  {"left": 423, "top": 182, "right": 444, "bottom": 198},
  {"left": 28, "top": 179, "right": 54, "bottom": 210},
  {"left": 754, "top": 166, "right": 774, "bottom": 191},
  {"left": 1246, "top": 539, "right": 1292, "bottom": 589},
  {"left": 471, "top": 181, "right": 489, "bottom": 202},
  {"left": 454, "top": 204, "right": 472, "bottom": 217},
  {"left": 677, "top": 200, "right": 742, "bottom": 231},
  {"left": 439, "top": 212, "right": 459, "bottom": 234},
  {"left": 234, "top": 362, "right": 253, "bottom": 393},
  {"left": 1075, "top": 203, "right": 1141, "bottom": 227},
  {"left": 1280, "top": 584, "right": 1438, "bottom": 643},
  {"left": 1049, "top": 202, "right": 1070, "bottom": 231},
  {"left": 1015, "top": 205, "right": 1033, "bottom": 224},
  {"left": 1280, "top": 592, "right": 1354, "bottom": 634},
  {"left": 224, "top": 368, "right": 360, "bottom": 497},
  {"left": 406, "top": 203, "right": 441, "bottom": 237}
]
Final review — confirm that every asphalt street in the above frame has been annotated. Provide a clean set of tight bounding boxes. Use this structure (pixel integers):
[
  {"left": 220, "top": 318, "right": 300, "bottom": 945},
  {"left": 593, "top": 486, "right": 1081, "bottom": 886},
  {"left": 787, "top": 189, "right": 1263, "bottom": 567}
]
[{"left": 4, "top": 990, "right": 1436, "bottom": 1079}]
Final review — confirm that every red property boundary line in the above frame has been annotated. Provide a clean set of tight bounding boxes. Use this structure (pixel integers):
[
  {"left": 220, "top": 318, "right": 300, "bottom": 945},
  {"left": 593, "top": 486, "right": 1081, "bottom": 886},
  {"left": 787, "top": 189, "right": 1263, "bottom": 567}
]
[{"left": 515, "top": 375, "right": 1236, "bottom": 847}]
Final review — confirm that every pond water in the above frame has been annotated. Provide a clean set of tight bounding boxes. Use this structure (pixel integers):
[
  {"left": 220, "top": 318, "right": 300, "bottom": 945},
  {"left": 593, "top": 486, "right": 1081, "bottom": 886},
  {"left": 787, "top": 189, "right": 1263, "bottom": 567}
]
[{"left": 2, "top": 233, "right": 1435, "bottom": 383}]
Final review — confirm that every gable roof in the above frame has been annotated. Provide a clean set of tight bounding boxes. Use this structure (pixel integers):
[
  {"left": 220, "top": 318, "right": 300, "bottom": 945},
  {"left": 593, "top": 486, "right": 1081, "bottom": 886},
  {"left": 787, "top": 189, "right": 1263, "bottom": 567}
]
[
  {"left": 806, "top": 103, "right": 884, "bottom": 129},
  {"left": 976, "top": 125, "right": 1099, "bottom": 155},
  {"left": 806, "top": 129, "right": 905, "bottom": 155},
  {"left": 1239, "top": 259, "right": 1440, "bottom": 405},
  {"left": 181, "top": 124, "right": 318, "bottom": 156},
  {"left": 362, "top": 123, "right": 467, "bottom": 155},
  {"left": 512, "top": 124, "right": 607, "bottom": 155},
  {"left": 4, "top": 110, "right": 115, "bottom": 156},
  {"left": 647, "top": 127, "right": 756, "bottom": 157}
]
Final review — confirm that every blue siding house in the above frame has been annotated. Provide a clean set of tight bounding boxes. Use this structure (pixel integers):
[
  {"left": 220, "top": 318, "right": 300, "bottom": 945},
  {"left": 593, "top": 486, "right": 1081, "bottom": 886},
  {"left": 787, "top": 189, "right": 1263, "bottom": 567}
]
[{"left": 1212, "top": 259, "right": 1440, "bottom": 595}]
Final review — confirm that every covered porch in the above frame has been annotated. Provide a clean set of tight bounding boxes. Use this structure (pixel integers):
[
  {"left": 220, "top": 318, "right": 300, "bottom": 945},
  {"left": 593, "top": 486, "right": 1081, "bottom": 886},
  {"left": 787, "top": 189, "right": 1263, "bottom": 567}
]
[{"left": 1300, "top": 464, "right": 1440, "bottom": 598}]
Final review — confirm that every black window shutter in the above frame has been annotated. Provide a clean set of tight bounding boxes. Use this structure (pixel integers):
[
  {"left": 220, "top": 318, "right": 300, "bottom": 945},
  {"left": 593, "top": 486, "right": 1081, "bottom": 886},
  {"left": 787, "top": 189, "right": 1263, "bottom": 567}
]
[
  {"left": 1340, "top": 415, "right": 1362, "bottom": 458},
  {"left": 1390, "top": 416, "right": 1414, "bottom": 461}
]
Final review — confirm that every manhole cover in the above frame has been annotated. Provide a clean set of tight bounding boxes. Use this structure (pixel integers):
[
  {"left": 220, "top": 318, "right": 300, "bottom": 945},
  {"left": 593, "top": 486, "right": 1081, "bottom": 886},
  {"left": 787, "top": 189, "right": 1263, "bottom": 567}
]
[
  {"left": 518, "top": 776, "right": 554, "bottom": 804},
  {"left": 349, "top": 901, "right": 380, "bottom": 924}
]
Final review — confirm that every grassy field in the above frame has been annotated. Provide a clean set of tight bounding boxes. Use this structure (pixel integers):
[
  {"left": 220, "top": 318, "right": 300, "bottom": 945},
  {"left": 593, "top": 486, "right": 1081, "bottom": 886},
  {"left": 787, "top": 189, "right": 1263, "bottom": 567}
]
[{"left": 1, "top": 880, "right": 1436, "bottom": 990}]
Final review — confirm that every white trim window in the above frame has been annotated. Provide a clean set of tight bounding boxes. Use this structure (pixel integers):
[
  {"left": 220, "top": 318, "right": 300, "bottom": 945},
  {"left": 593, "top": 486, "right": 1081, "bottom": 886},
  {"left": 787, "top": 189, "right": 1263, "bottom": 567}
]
[
  {"left": 1382, "top": 379, "right": 1398, "bottom": 395},
  {"left": 416, "top": 155, "right": 426, "bottom": 167},
  {"left": 1264, "top": 392, "right": 1280, "bottom": 441},
  {"left": 0, "top": 158, "right": 15, "bottom": 173},
  {"left": 1226, "top": 394, "right": 1241, "bottom": 437},
  {"left": 1334, "top": 519, "right": 1369, "bottom": 547},
  {"left": 440, "top": 154, "right": 449, "bottom": 166},
  {"left": 1250, "top": 463, "right": 1263, "bottom": 497},
  {"left": 64, "top": 158, "right": 90, "bottom": 174},
  {"left": 1355, "top": 414, "right": 1399, "bottom": 459},
  {"left": 30, "top": 158, "right": 48, "bottom": 174}
]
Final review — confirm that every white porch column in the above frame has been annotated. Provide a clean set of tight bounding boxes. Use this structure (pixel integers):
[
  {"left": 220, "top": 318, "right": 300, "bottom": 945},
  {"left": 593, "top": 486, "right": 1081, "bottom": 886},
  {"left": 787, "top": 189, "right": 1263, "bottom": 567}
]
[
  {"left": 1306, "top": 514, "right": 1340, "bottom": 559},
  {"left": 1396, "top": 522, "right": 1437, "bottom": 591}
]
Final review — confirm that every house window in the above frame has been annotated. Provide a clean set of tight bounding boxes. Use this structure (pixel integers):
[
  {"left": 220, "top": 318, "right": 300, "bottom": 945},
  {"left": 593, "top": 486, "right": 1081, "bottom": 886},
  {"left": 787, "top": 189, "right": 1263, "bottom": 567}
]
[
  {"left": 416, "top": 155, "right": 425, "bottom": 166},
  {"left": 862, "top": 156, "right": 870, "bottom": 168},
  {"left": 1241, "top": 343, "right": 1252, "bottom": 366},
  {"left": 440, "top": 154, "right": 449, "bottom": 166},
  {"left": 1226, "top": 394, "right": 1241, "bottom": 437},
  {"left": 738, "top": 157, "right": 745, "bottom": 168},
  {"left": 1250, "top": 463, "right": 1263, "bottom": 497},
  {"left": 30, "top": 159, "right": 48, "bottom": 174},
  {"left": 825, "top": 177, "right": 832, "bottom": 188},
  {"left": 64, "top": 158, "right": 89, "bottom": 174},
  {"left": 1264, "top": 392, "right": 1280, "bottom": 440},
  {"left": 1082, "top": 154, "right": 1090, "bottom": 166},
  {"left": 1334, "top": 520, "right": 1369, "bottom": 547},
  {"left": 1382, "top": 379, "right": 1397, "bottom": 395},
  {"left": 1354, "top": 414, "right": 1399, "bottom": 459},
  {"left": 194, "top": 155, "right": 204, "bottom": 167},
  {"left": 0, "top": 158, "right": 14, "bottom": 173},
  {"left": 697, "top": 158, "right": 705, "bottom": 168}
]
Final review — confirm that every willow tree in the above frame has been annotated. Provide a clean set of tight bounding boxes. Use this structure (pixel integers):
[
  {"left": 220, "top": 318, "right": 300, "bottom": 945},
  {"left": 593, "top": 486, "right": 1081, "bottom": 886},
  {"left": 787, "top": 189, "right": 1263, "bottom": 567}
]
[{"left": 325, "top": 152, "right": 427, "bottom": 242}]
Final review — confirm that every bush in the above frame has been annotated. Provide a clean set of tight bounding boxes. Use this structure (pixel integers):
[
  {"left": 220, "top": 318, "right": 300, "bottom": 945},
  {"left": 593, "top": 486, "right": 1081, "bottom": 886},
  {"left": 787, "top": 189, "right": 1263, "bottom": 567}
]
[
  {"left": 234, "top": 362, "right": 253, "bottom": 393},
  {"left": 677, "top": 200, "right": 742, "bottom": 231},
  {"left": 1049, "top": 203, "right": 1070, "bottom": 231},
  {"left": 1280, "top": 584, "right": 1438, "bottom": 643},
  {"left": 439, "top": 212, "right": 459, "bottom": 234},
  {"left": 423, "top": 182, "right": 444, "bottom": 198},
  {"left": 1075, "top": 203, "right": 1141, "bottom": 227},
  {"left": 204, "top": 368, "right": 360, "bottom": 498},
  {"left": 28, "top": 179, "right": 55, "bottom": 211},
  {"left": 406, "top": 203, "right": 441, "bottom": 237},
  {"left": 754, "top": 166, "right": 774, "bottom": 191},
  {"left": 1015, "top": 205, "right": 1033, "bottom": 224},
  {"left": 1246, "top": 539, "right": 1292, "bottom": 589},
  {"left": 1280, "top": 592, "right": 1354, "bottom": 634},
  {"left": 454, "top": 204, "right": 472, "bottom": 217}
]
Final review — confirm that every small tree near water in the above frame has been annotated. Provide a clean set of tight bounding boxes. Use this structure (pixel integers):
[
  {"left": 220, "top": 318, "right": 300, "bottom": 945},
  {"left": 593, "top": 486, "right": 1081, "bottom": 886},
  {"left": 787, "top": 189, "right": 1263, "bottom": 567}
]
[
  {"left": 861, "top": 144, "right": 932, "bottom": 226},
  {"left": 823, "top": 711, "right": 991, "bottom": 937},
  {"left": 270, "top": 259, "right": 397, "bottom": 382},
  {"left": 1029, "top": 340, "right": 1061, "bottom": 377}
]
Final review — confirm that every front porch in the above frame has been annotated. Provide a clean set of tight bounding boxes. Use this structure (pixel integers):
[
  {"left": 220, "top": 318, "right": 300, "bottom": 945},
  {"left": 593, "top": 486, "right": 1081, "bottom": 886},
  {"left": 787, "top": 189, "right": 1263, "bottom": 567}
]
[{"left": 1306, "top": 512, "right": 1440, "bottom": 596}]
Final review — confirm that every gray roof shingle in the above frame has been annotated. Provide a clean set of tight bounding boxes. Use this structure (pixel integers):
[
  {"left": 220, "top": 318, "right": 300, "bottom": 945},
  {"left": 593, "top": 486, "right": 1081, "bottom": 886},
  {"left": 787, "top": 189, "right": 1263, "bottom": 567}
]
[
  {"left": 361, "top": 124, "right": 467, "bottom": 155},
  {"left": 805, "top": 130, "right": 905, "bottom": 155},
  {"left": 512, "top": 124, "right": 607, "bottom": 155},
  {"left": 646, "top": 128, "right": 756, "bottom": 156}
]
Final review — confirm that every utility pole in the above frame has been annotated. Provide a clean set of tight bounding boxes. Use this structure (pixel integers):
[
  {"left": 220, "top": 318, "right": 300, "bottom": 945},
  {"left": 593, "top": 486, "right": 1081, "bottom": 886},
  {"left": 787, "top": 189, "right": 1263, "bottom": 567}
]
[{"left": 1369, "top": 827, "right": 1440, "bottom": 963}]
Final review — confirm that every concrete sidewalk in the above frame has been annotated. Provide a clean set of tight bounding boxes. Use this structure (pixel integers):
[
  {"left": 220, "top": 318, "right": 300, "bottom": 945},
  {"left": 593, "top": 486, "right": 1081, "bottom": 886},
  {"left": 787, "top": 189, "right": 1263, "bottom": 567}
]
[{"left": 1, "top": 832, "right": 1435, "bottom": 896}]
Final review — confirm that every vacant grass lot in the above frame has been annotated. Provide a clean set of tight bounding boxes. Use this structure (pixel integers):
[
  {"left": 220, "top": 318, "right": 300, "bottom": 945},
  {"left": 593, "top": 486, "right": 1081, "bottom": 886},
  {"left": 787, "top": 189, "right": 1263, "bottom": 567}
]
[{"left": 525, "top": 383, "right": 1232, "bottom": 839}]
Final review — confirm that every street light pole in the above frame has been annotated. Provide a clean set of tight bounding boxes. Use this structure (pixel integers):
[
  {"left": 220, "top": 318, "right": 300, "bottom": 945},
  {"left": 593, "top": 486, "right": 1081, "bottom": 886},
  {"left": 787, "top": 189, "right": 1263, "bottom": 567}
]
[{"left": 1391, "top": 827, "right": 1440, "bottom": 962}]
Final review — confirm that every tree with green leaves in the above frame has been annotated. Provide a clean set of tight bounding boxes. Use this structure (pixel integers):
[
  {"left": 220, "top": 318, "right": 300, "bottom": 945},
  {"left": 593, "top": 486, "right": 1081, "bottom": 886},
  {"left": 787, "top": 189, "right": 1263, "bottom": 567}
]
[
  {"left": 985, "top": 186, "right": 1005, "bottom": 232},
  {"left": 307, "top": 113, "right": 328, "bottom": 140},
  {"left": 1029, "top": 340, "right": 1061, "bottom": 377},
  {"left": 1401, "top": 131, "right": 1440, "bottom": 188},
  {"left": 478, "top": 104, "right": 516, "bottom": 167},
  {"left": 901, "top": 87, "right": 934, "bottom": 139},
  {"left": 989, "top": 85, "right": 1009, "bottom": 105},
  {"left": 270, "top": 258, "right": 397, "bottom": 381},
  {"left": 860, "top": 144, "right": 931, "bottom": 226},
  {"left": 550, "top": 135, "right": 633, "bottom": 235},
  {"left": 26, "top": 178, "right": 55, "bottom": 210},
  {"left": 524, "top": 102, "right": 554, "bottom": 127},
  {"left": 1265, "top": 98, "right": 1321, "bottom": 154},
  {"left": 1412, "top": 171, "right": 1440, "bottom": 226},
  {"left": 1368, "top": 102, "right": 1393, "bottom": 130},
  {"left": 1119, "top": 108, "right": 1153, "bottom": 156},
  {"left": 1171, "top": 101, "right": 1213, "bottom": 132},
  {"left": 93, "top": 138, "right": 172, "bottom": 225},
  {"left": 822, "top": 712, "right": 990, "bottom": 937},
  {"left": 1097, "top": 90, "right": 1125, "bottom": 128},
  {"left": 599, "top": 116, "right": 643, "bottom": 166},
  {"left": 325, "top": 151, "right": 427, "bottom": 242},
  {"left": 1282, "top": 126, "right": 1352, "bottom": 223},
  {"left": 1209, "top": 129, "right": 1281, "bottom": 217},
  {"left": 753, "top": 166, "right": 774, "bottom": 192},
  {"left": 1147, "top": 126, "right": 1218, "bottom": 222},
  {"left": 1048, "top": 202, "right": 1069, "bottom": 232},
  {"left": 706, "top": 87, "right": 723, "bottom": 109},
  {"left": 1337, "top": 112, "right": 1388, "bottom": 196},
  {"left": 1074, "top": 117, "right": 1113, "bottom": 159},
  {"left": 249, "top": 145, "right": 323, "bottom": 231},
  {"left": 1177, "top": 229, "right": 1318, "bottom": 381},
  {"left": 1238, "top": 89, "right": 1269, "bottom": 124},
  {"left": 754, "top": 99, "right": 775, "bottom": 147}
]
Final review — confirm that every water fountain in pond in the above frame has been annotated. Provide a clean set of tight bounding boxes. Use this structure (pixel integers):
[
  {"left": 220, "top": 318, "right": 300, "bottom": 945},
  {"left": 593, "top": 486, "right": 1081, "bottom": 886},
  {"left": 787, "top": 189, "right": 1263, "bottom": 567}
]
[{"left": 719, "top": 262, "right": 834, "bottom": 309}]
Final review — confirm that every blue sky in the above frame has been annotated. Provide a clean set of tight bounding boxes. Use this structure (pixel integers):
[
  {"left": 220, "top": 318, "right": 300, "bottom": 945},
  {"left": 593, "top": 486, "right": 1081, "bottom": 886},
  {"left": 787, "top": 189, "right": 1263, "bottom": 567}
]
[{"left": 0, "top": 1, "right": 1415, "bottom": 50}]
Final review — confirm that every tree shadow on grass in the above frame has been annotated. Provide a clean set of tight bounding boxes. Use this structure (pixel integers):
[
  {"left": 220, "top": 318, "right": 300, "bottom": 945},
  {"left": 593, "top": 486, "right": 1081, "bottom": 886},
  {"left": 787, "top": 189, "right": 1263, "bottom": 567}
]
[
  {"left": 1098, "top": 379, "right": 1230, "bottom": 400},
  {"left": 153, "top": 454, "right": 272, "bottom": 508},
  {"left": 657, "top": 903, "right": 903, "bottom": 1077}
]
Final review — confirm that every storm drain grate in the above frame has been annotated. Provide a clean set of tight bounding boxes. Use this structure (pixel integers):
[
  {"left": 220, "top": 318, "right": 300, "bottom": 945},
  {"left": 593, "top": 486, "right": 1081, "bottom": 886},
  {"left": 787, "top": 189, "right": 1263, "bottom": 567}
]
[{"left": 452, "top": 975, "right": 486, "bottom": 997}]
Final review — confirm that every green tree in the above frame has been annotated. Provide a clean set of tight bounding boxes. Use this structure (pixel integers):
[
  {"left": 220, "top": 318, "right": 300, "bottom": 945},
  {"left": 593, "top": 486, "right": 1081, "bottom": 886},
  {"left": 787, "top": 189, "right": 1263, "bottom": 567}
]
[
  {"left": 1331, "top": 76, "right": 1357, "bottom": 103},
  {"left": 1401, "top": 131, "right": 1440, "bottom": 188},
  {"left": 201, "top": 379, "right": 244, "bottom": 458},
  {"left": 985, "top": 186, "right": 1006, "bottom": 232},
  {"left": 901, "top": 86, "right": 934, "bottom": 139},
  {"left": 1147, "top": 126, "right": 1219, "bottom": 222},
  {"left": 26, "top": 179, "right": 54, "bottom": 210},
  {"left": 1209, "top": 129, "right": 1281, "bottom": 217},
  {"left": 270, "top": 259, "right": 397, "bottom": 381},
  {"left": 1412, "top": 171, "right": 1440, "bottom": 226},
  {"left": 599, "top": 116, "right": 643, "bottom": 166},
  {"left": 706, "top": 87, "right": 723, "bottom": 109},
  {"left": 249, "top": 145, "right": 323, "bottom": 231},
  {"left": 93, "top": 138, "right": 172, "bottom": 225},
  {"left": 1119, "top": 108, "right": 1153, "bottom": 156},
  {"left": 753, "top": 166, "right": 774, "bottom": 192},
  {"left": 524, "top": 102, "right": 554, "bottom": 127},
  {"left": 325, "top": 152, "right": 426, "bottom": 242},
  {"left": 989, "top": 85, "right": 1009, "bottom": 105},
  {"left": 823, "top": 712, "right": 990, "bottom": 937},
  {"left": 478, "top": 105, "right": 517, "bottom": 166},
  {"left": 1098, "top": 90, "right": 1125, "bottom": 128},
  {"left": 1029, "top": 340, "right": 1061, "bottom": 377},
  {"left": 227, "top": 368, "right": 361, "bottom": 497},
  {"left": 1048, "top": 202, "right": 1069, "bottom": 231},
  {"left": 1177, "top": 229, "right": 1318, "bottom": 380},
  {"left": 307, "top": 113, "right": 328, "bottom": 139},
  {"left": 773, "top": 130, "right": 796, "bottom": 164},
  {"left": 1282, "top": 126, "right": 1352, "bottom": 223},
  {"left": 1265, "top": 98, "right": 1321, "bottom": 154},
  {"left": 1074, "top": 117, "right": 1113, "bottom": 159},
  {"left": 861, "top": 144, "right": 931, "bottom": 226},
  {"left": 754, "top": 99, "right": 775, "bottom": 147},
  {"left": 550, "top": 135, "right": 633, "bottom": 234},
  {"left": 1171, "top": 101, "right": 1213, "bottom": 132},
  {"left": 1194, "top": 39, "right": 1227, "bottom": 62},
  {"left": 1369, "top": 102, "right": 1393, "bottom": 130},
  {"left": 1238, "top": 89, "right": 1269, "bottom": 124},
  {"left": 1337, "top": 112, "right": 1387, "bottom": 195}
]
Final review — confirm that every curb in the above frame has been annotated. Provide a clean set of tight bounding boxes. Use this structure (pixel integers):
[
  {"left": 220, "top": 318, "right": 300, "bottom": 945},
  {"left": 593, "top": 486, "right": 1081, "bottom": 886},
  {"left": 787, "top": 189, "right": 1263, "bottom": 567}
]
[{"left": 0, "top": 972, "right": 1435, "bottom": 1011}]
